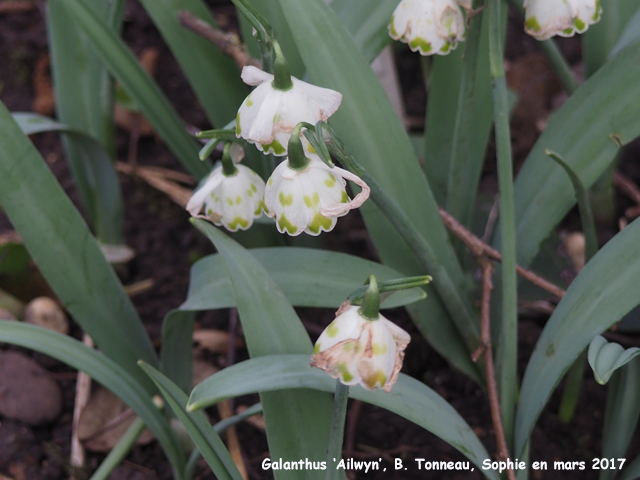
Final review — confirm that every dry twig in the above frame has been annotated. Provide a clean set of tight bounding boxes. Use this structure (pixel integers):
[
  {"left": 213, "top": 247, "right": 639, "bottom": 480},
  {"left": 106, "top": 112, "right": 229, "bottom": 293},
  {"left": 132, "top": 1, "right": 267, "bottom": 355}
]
[
  {"left": 614, "top": 171, "right": 640, "bottom": 219},
  {"left": 438, "top": 206, "right": 565, "bottom": 298},
  {"left": 0, "top": 1, "right": 35, "bottom": 14},
  {"left": 116, "top": 162, "right": 193, "bottom": 208},
  {"left": 178, "top": 11, "right": 259, "bottom": 69},
  {"left": 70, "top": 334, "right": 94, "bottom": 479}
]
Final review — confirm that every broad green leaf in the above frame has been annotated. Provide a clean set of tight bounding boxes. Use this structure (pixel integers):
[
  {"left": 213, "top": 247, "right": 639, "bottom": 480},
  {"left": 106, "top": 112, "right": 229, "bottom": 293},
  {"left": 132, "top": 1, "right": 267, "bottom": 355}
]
[
  {"left": 0, "top": 103, "right": 158, "bottom": 391},
  {"left": 274, "top": 0, "right": 479, "bottom": 355},
  {"left": 180, "top": 247, "right": 426, "bottom": 311},
  {"left": 588, "top": 336, "right": 640, "bottom": 385},
  {"left": 515, "top": 217, "right": 640, "bottom": 457},
  {"left": 59, "top": 0, "right": 209, "bottom": 179},
  {"left": 139, "top": 362, "right": 242, "bottom": 480},
  {"left": 609, "top": 6, "right": 640, "bottom": 59},
  {"left": 13, "top": 112, "right": 124, "bottom": 245},
  {"left": 331, "top": 0, "right": 398, "bottom": 63},
  {"left": 192, "top": 220, "right": 340, "bottom": 480},
  {"left": 48, "top": 0, "right": 124, "bottom": 245},
  {"left": 600, "top": 359, "right": 640, "bottom": 480},
  {"left": 188, "top": 354, "right": 499, "bottom": 480},
  {"left": 161, "top": 310, "right": 195, "bottom": 394},
  {"left": 135, "top": 0, "right": 246, "bottom": 127},
  {"left": 0, "top": 321, "right": 184, "bottom": 479},
  {"left": 497, "top": 37, "right": 640, "bottom": 270}
]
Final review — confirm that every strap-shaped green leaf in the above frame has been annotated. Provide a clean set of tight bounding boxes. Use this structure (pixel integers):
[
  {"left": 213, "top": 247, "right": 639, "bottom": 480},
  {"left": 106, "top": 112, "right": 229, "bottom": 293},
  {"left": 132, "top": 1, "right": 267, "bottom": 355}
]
[
  {"left": 0, "top": 321, "right": 184, "bottom": 479},
  {"left": 58, "top": 0, "right": 209, "bottom": 179},
  {"left": 515, "top": 217, "right": 640, "bottom": 457},
  {"left": 274, "top": 0, "right": 478, "bottom": 356},
  {"left": 609, "top": 7, "right": 640, "bottom": 59},
  {"left": 188, "top": 354, "right": 499, "bottom": 480},
  {"left": 135, "top": 0, "right": 246, "bottom": 127},
  {"left": 161, "top": 310, "right": 195, "bottom": 394},
  {"left": 588, "top": 336, "right": 640, "bottom": 385},
  {"left": 496, "top": 37, "right": 640, "bottom": 270},
  {"left": 0, "top": 102, "right": 158, "bottom": 391},
  {"left": 180, "top": 247, "right": 425, "bottom": 311},
  {"left": 192, "top": 220, "right": 341, "bottom": 480},
  {"left": 620, "top": 456, "right": 640, "bottom": 480},
  {"left": 139, "top": 362, "right": 243, "bottom": 480}
]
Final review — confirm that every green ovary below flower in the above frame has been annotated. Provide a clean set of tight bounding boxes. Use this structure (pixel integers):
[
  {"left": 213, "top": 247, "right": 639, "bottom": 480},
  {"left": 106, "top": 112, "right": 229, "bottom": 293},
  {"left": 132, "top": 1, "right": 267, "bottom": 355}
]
[
  {"left": 310, "top": 305, "right": 411, "bottom": 392},
  {"left": 186, "top": 152, "right": 266, "bottom": 232},
  {"left": 263, "top": 154, "right": 369, "bottom": 236},
  {"left": 523, "top": 0, "right": 601, "bottom": 40},
  {"left": 388, "top": 0, "right": 466, "bottom": 56},
  {"left": 236, "top": 66, "right": 342, "bottom": 156}
]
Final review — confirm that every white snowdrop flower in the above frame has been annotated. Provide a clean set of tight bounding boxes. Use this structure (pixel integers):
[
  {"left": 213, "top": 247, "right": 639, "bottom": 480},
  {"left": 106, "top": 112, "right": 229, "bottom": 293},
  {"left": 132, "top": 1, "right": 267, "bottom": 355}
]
[
  {"left": 263, "top": 153, "right": 369, "bottom": 236},
  {"left": 524, "top": 0, "right": 601, "bottom": 40},
  {"left": 311, "top": 305, "right": 411, "bottom": 392},
  {"left": 236, "top": 66, "right": 342, "bottom": 156},
  {"left": 186, "top": 144, "right": 265, "bottom": 232},
  {"left": 389, "top": 0, "right": 466, "bottom": 56}
]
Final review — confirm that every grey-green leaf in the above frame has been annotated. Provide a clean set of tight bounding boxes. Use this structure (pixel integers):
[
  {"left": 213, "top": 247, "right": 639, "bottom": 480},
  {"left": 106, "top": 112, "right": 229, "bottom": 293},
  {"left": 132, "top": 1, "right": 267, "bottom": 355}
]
[
  {"left": 588, "top": 335, "right": 640, "bottom": 385},
  {"left": 180, "top": 247, "right": 426, "bottom": 311},
  {"left": 188, "top": 354, "right": 498, "bottom": 480},
  {"left": 515, "top": 217, "right": 640, "bottom": 457}
]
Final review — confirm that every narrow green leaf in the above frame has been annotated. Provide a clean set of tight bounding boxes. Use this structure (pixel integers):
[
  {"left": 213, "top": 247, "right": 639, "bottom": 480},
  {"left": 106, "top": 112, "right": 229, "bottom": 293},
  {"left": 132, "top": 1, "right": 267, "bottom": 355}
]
[
  {"left": 192, "top": 220, "right": 339, "bottom": 480},
  {"left": 0, "top": 103, "right": 158, "bottom": 391},
  {"left": 515, "top": 217, "right": 640, "bottom": 457},
  {"left": 0, "top": 321, "right": 184, "bottom": 479},
  {"left": 135, "top": 0, "right": 246, "bottom": 126},
  {"left": 599, "top": 359, "right": 640, "bottom": 480},
  {"left": 59, "top": 0, "right": 209, "bottom": 179},
  {"left": 161, "top": 310, "right": 195, "bottom": 394},
  {"left": 139, "top": 362, "right": 242, "bottom": 480},
  {"left": 496, "top": 37, "right": 640, "bottom": 271},
  {"left": 275, "top": 0, "right": 479, "bottom": 354},
  {"left": 188, "top": 354, "right": 499, "bottom": 480},
  {"left": 180, "top": 247, "right": 426, "bottom": 311},
  {"left": 620, "top": 456, "right": 640, "bottom": 480},
  {"left": 609, "top": 7, "right": 640, "bottom": 59},
  {"left": 588, "top": 336, "right": 640, "bottom": 385}
]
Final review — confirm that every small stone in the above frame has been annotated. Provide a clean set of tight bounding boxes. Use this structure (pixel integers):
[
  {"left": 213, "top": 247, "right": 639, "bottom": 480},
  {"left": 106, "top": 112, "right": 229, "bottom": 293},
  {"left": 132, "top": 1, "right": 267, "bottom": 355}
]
[
  {"left": 23, "top": 297, "right": 69, "bottom": 335},
  {"left": 0, "top": 351, "right": 62, "bottom": 425}
]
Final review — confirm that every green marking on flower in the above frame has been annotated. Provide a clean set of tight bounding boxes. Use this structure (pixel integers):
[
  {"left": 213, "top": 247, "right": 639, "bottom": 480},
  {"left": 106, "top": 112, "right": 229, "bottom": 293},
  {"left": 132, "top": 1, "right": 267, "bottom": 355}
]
[
  {"left": 246, "top": 96, "right": 253, "bottom": 107},
  {"left": 326, "top": 323, "right": 339, "bottom": 337},
  {"left": 278, "top": 214, "right": 298, "bottom": 234},
  {"left": 525, "top": 16, "right": 541, "bottom": 31},
  {"left": 337, "top": 363, "right": 353, "bottom": 382},
  {"left": 279, "top": 192, "right": 293, "bottom": 207},
  {"left": 593, "top": 0, "right": 600, "bottom": 20},
  {"left": 313, "top": 343, "right": 321, "bottom": 354},
  {"left": 254, "top": 201, "right": 265, "bottom": 216},
  {"left": 573, "top": 18, "right": 586, "bottom": 31},
  {"left": 303, "top": 195, "right": 313, "bottom": 208},
  {"left": 226, "top": 198, "right": 234, "bottom": 206},
  {"left": 207, "top": 208, "right": 213, "bottom": 215},
  {"left": 324, "top": 174, "right": 336, "bottom": 188},
  {"left": 263, "top": 139, "right": 286, "bottom": 155},
  {"left": 235, "top": 111, "right": 241, "bottom": 135},
  {"left": 364, "top": 370, "right": 387, "bottom": 389},
  {"left": 409, "top": 37, "right": 432, "bottom": 53},
  {"left": 251, "top": 183, "right": 257, "bottom": 192},
  {"left": 341, "top": 190, "right": 349, "bottom": 203},
  {"left": 389, "top": 15, "right": 398, "bottom": 37},
  {"left": 563, "top": 27, "right": 574, "bottom": 34},
  {"left": 372, "top": 343, "right": 388, "bottom": 355},
  {"left": 440, "top": 41, "right": 451, "bottom": 53},
  {"left": 343, "top": 342, "right": 355, "bottom": 352},
  {"left": 236, "top": 196, "right": 242, "bottom": 204},
  {"left": 228, "top": 216, "right": 249, "bottom": 230},
  {"left": 246, "top": 188, "right": 254, "bottom": 197},
  {"left": 312, "top": 192, "right": 320, "bottom": 206},
  {"left": 308, "top": 212, "right": 332, "bottom": 234},
  {"left": 268, "top": 177, "right": 274, "bottom": 186}
]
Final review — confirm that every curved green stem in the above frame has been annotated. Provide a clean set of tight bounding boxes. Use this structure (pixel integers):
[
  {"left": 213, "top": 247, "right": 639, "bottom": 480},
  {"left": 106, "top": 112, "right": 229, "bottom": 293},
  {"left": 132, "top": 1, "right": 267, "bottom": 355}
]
[
  {"left": 272, "top": 41, "right": 293, "bottom": 91},
  {"left": 221, "top": 143, "right": 238, "bottom": 177},
  {"left": 89, "top": 416, "right": 147, "bottom": 480},
  {"left": 228, "top": 0, "right": 274, "bottom": 45},
  {"left": 325, "top": 380, "right": 349, "bottom": 480},
  {"left": 287, "top": 123, "right": 310, "bottom": 170},
  {"left": 359, "top": 275, "right": 380, "bottom": 320}
]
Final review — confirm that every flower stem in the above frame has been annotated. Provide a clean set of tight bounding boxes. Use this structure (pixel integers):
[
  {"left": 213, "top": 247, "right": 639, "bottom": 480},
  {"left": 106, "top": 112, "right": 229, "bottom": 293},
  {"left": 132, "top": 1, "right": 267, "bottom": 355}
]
[
  {"left": 88, "top": 416, "right": 146, "bottom": 480},
  {"left": 272, "top": 41, "right": 293, "bottom": 91},
  {"left": 489, "top": 0, "right": 517, "bottom": 449},
  {"left": 287, "top": 123, "right": 310, "bottom": 170},
  {"left": 228, "top": 0, "right": 274, "bottom": 45},
  {"left": 359, "top": 275, "right": 380, "bottom": 320},
  {"left": 325, "top": 380, "right": 349, "bottom": 480},
  {"left": 221, "top": 143, "right": 238, "bottom": 176}
]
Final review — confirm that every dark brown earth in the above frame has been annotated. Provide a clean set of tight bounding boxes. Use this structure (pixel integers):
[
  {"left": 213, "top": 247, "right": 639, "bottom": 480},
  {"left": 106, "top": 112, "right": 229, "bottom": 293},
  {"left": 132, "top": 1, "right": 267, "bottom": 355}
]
[{"left": 1, "top": 1, "right": 639, "bottom": 480}]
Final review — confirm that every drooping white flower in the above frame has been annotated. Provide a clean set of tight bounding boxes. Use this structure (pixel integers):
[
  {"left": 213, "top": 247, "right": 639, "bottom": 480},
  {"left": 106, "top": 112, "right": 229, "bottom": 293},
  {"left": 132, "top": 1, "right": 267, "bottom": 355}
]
[
  {"left": 235, "top": 66, "right": 342, "bottom": 156},
  {"left": 389, "top": 0, "right": 466, "bottom": 56},
  {"left": 311, "top": 305, "right": 411, "bottom": 392},
  {"left": 186, "top": 145, "right": 266, "bottom": 232},
  {"left": 524, "top": 0, "right": 601, "bottom": 40},
  {"left": 263, "top": 153, "right": 369, "bottom": 236}
]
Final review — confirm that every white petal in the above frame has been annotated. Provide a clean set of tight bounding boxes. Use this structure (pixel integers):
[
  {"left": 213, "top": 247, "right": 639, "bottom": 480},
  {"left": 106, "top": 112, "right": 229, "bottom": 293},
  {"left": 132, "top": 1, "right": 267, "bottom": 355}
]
[
  {"left": 186, "top": 168, "right": 224, "bottom": 217},
  {"left": 240, "top": 65, "right": 273, "bottom": 86},
  {"left": 246, "top": 87, "right": 282, "bottom": 144},
  {"left": 291, "top": 78, "right": 343, "bottom": 119},
  {"left": 524, "top": 0, "right": 574, "bottom": 39}
]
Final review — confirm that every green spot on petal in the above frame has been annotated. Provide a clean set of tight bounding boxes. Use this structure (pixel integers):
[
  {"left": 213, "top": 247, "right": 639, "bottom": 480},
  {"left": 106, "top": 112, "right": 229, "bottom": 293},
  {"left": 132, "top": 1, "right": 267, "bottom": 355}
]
[
  {"left": 246, "top": 97, "right": 253, "bottom": 107},
  {"left": 279, "top": 192, "right": 293, "bottom": 206},
  {"left": 236, "top": 196, "right": 242, "bottom": 204},
  {"left": 573, "top": 18, "right": 586, "bottom": 31},
  {"left": 563, "top": 27, "right": 574, "bottom": 34},
  {"left": 262, "top": 139, "right": 286, "bottom": 155},
  {"left": 254, "top": 201, "right": 265, "bottom": 216},
  {"left": 303, "top": 195, "right": 313, "bottom": 208},
  {"left": 364, "top": 370, "right": 387, "bottom": 389},
  {"left": 409, "top": 37, "right": 432, "bottom": 54},
  {"left": 525, "top": 16, "right": 541, "bottom": 31},
  {"left": 268, "top": 177, "right": 274, "bottom": 186},
  {"left": 337, "top": 363, "right": 353, "bottom": 382},
  {"left": 389, "top": 15, "right": 398, "bottom": 37},
  {"left": 324, "top": 174, "right": 336, "bottom": 188},
  {"left": 226, "top": 198, "right": 233, "bottom": 206},
  {"left": 372, "top": 343, "right": 388, "bottom": 355},
  {"left": 440, "top": 41, "right": 451, "bottom": 53},
  {"left": 278, "top": 214, "right": 298, "bottom": 234},
  {"left": 235, "top": 111, "right": 241, "bottom": 135},
  {"left": 313, "top": 343, "right": 321, "bottom": 354},
  {"left": 341, "top": 190, "right": 349, "bottom": 203},
  {"left": 228, "top": 216, "right": 249, "bottom": 230},
  {"left": 308, "top": 212, "right": 332, "bottom": 234},
  {"left": 251, "top": 183, "right": 257, "bottom": 192},
  {"left": 326, "top": 323, "right": 339, "bottom": 337},
  {"left": 246, "top": 189, "right": 254, "bottom": 197}
]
